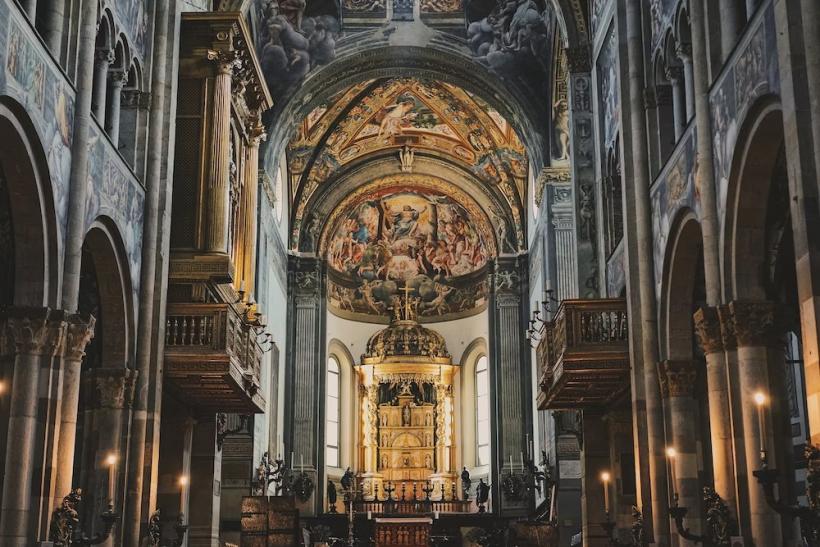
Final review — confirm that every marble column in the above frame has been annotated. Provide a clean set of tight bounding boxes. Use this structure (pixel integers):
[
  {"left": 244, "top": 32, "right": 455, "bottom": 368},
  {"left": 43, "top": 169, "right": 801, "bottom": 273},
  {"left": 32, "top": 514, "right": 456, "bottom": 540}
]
[
  {"left": 548, "top": 184, "right": 578, "bottom": 301},
  {"left": 92, "top": 49, "right": 114, "bottom": 122},
  {"left": 728, "top": 301, "right": 781, "bottom": 546},
  {"left": 665, "top": 66, "right": 686, "bottom": 140},
  {"left": 0, "top": 308, "right": 65, "bottom": 546},
  {"left": 119, "top": 89, "right": 150, "bottom": 171},
  {"left": 285, "top": 258, "right": 325, "bottom": 515},
  {"left": 676, "top": 43, "right": 694, "bottom": 121},
  {"left": 692, "top": 308, "right": 737, "bottom": 517},
  {"left": 188, "top": 415, "right": 222, "bottom": 547},
  {"left": 204, "top": 49, "right": 237, "bottom": 254},
  {"left": 104, "top": 70, "right": 127, "bottom": 147},
  {"left": 241, "top": 119, "right": 265, "bottom": 297},
  {"left": 53, "top": 314, "right": 96, "bottom": 509},
  {"left": 41, "top": 0, "right": 66, "bottom": 59},
  {"left": 658, "top": 360, "right": 702, "bottom": 544},
  {"left": 490, "top": 257, "right": 531, "bottom": 515}
]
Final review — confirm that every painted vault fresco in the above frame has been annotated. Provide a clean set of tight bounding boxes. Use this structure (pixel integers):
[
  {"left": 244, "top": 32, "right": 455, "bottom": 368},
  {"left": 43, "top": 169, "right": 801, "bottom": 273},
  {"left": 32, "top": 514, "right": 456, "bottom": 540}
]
[
  {"left": 322, "top": 179, "right": 495, "bottom": 322},
  {"left": 289, "top": 78, "right": 526, "bottom": 251}
]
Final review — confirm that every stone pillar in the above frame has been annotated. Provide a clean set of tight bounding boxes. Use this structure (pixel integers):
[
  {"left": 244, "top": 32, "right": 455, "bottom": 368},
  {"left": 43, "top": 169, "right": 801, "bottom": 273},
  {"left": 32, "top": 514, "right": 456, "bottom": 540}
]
[
  {"left": 0, "top": 308, "right": 65, "bottom": 546},
  {"left": 362, "top": 383, "right": 378, "bottom": 478},
  {"left": 719, "top": 2, "right": 743, "bottom": 61},
  {"left": 285, "top": 258, "right": 324, "bottom": 516},
  {"left": 188, "top": 415, "right": 222, "bottom": 547},
  {"left": 676, "top": 43, "right": 694, "bottom": 121},
  {"left": 203, "top": 49, "right": 237, "bottom": 254},
  {"left": 92, "top": 49, "right": 114, "bottom": 122},
  {"left": 41, "top": 0, "right": 66, "bottom": 59},
  {"left": 20, "top": 0, "right": 36, "bottom": 20},
  {"left": 241, "top": 119, "right": 265, "bottom": 298},
  {"left": 658, "top": 360, "right": 702, "bottom": 544},
  {"left": 548, "top": 182, "right": 579, "bottom": 301},
  {"left": 434, "top": 383, "right": 453, "bottom": 475},
  {"left": 53, "top": 314, "right": 96, "bottom": 510},
  {"left": 580, "top": 411, "right": 609, "bottom": 547},
  {"left": 665, "top": 66, "right": 686, "bottom": 140},
  {"left": 104, "top": 70, "right": 127, "bottom": 147},
  {"left": 119, "top": 89, "right": 151, "bottom": 171},
  {"left": 729, "top": 301, "right": 781, "bottom": 546},
  {"left": 489, "top": 257, "right": 531, "bottom": 515},
  {"left": 692, "top": 308, "right": 737, "bottom": 517},
  {"left": 604, "top": 411, "right": 635, "bottom": 541}
]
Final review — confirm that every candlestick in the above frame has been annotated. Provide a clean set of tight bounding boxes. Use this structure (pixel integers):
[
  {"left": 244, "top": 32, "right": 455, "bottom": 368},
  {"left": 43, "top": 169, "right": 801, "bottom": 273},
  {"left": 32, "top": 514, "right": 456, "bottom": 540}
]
[
  {"left": 666, "top": 447, "right": 677, "bottom": 502},
  {"left": 105, "top": 454, "right": 117, "bottom": 504},
  {"left": 600, "top": 471, "right": 610, "bottom": 514},
  {"left": 179, "top": 475, "right": 188, "bottom": 515},
  {"left": 754, "top": 391, "right": 767, "bottom": 459}
]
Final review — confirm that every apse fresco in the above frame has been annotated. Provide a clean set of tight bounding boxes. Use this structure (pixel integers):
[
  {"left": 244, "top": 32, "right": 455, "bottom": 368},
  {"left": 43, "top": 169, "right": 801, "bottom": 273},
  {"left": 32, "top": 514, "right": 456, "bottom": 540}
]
[{"left": 325, "top": 187, "right": 491, "bottom": 321}]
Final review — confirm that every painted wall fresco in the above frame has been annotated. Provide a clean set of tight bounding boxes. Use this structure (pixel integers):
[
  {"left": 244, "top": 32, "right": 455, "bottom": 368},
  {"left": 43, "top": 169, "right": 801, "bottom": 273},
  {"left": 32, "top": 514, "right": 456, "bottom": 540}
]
[
  {"left": 343, "top": 0, "right": 386, "bottom": 14},
  {"left": 111, "top": 0, "right": 149, "bottom": 58},
  {"left": 649, "top": 0, "right": 679, "bottom": 52},
  {"left": 710, "top": 7, "right": 780, "bottom": 232},
  {"left": 596, "top": 21, "right": 619, "bottom": 153},
  {"left": 252, "top": 0, "right": 340, "bottom": 100},
  {"left": 1, "top": 5, "right": 146, "bottom": 302},
  {"left": 420, "top": 0, "right": 461, "bottom": 14},
  {"left": 324, "top": 183, "right": 493, "bottom": 322},
  {"left": 606, "top": 241, "right": 625, "bottom": 297}
]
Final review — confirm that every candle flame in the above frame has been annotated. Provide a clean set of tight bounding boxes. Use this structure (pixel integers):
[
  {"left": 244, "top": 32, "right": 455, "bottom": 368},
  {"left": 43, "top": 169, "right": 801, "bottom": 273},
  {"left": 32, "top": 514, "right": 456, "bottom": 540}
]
[
  {"left": 179, "top": 475, "right": 189, "bottom": 486},
  {"left": 753, "top": 391, "right": 767, "bottom": 407},
  {"left": 600, "top": 471, "right": 610, "bottom": 482},
  {"left": 105, "top": 453, "right": 118, "bottom": 466},
  {"left": 666, "top": 447, "right": 677, "bottom": 459}
]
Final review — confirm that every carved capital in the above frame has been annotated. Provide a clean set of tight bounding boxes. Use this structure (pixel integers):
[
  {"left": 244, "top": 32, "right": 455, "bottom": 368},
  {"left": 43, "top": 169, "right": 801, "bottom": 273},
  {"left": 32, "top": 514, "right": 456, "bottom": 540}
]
[
  {"left": 207, "top": 48, "right": 240, "bottom": 75},
  {"left": 95, "top": 48, "right": 115, "bottom": 66},
  {"left": 693, "top": 307, "right": 722, "bottom": 354},
  {"left": 108, "top": 69, "right": 128, "bottom": 87},
  {"left": 83, "top": 367, "right": 138, "bottom": 409},
  {"left": 658, "top": 360, "right": 699, "bottom": 398},
  {"left": 3, "top": 308, "right": 66, "bottom": 357},
  {"left": 665, "top": 65, "right": 684, "bottom": 83},
  {"left": 246, "top": 117, "right": 267, "bottom": 147},
  {"left": 675, "top": 42, "right": 692, "bottom": 60},
  {"left": 121, "top": 89, "right": 151, "bottom": 109},
  {"left": 715, "top": 305, "right": 737, "bottom": 350},
  {"left": 62, "top": 313, "right": 96, "bottom": 361},
  {"left": 727, "top": 301, "right": 782, "bottom": 348}
]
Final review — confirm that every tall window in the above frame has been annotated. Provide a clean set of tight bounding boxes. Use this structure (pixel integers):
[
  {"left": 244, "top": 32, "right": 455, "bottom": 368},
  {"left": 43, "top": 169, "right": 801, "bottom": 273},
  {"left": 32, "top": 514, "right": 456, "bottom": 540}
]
[
  {"left": 326, "top": 356, "right": 340, "bottom": 467},
  {"left": 476, "top": 356, "right": 491, "bottom": 466}
]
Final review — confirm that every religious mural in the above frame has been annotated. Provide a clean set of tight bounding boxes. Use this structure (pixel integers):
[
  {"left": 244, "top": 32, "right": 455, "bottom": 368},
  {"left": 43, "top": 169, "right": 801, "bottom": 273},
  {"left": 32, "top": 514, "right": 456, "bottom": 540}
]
[
  {"left": 323, "top": 182, "right": 494, "bottom": 322},
  {"left": 252, "top": 0, "right": 340, "bottom": 100},
  {"left": 597, "top": 22, "right": 619, "bottom": 152},
  {"left": 420, "top": 0, "right": 461, "bottom": 14},
  {"left": 648, "top": 0, "right": 679, "bottom": 52},
  {"left": 111, "top": 0, "right": 149, "bottom": 58},
  {"left": 289, "top": 78, "right": 526, "bottom": 251}
]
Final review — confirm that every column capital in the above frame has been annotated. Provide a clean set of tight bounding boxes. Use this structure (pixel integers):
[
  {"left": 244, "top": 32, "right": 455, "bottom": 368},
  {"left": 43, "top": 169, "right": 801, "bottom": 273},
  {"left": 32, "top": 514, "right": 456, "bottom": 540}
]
[
  {"left": 665, "top": 65, "right": 684, "bottom": 83},
  {"left": 108, "top": 68, "right": 129, "bottom": 86},
  {"left": 246, "top": 117, "right": 267, "bottom": 147},
  {"left": 82, "top": 367, "right": 138, "bottom": 409},
  {"left": 3, "top": 307, "right": 66, "bottom": 356},
  {"left": 726, "top": 301, "right": 782, "bottom": 348},
  {"left": 675, "top": 42, "right": 693, "bottom": 60},
  {"left": 693, "top": 306, "right": 723, "bottom": 354},
  {"left": 206, "top": 48, "right": 241, "bottom": 75},
  {"left": 658, "top": 360, "right": 699, "bottom": 398},
  {"left": 62, "top": 313, "right": 96, "bottom": 361},
  {"left": 716, "top": 305, "right": 737, "bottom": 350},
  {"left": 121, "top": 89, "right": 151, "bottom": 109},
  {"left": 95, "top": 48, "right": 115, "bottom": 66}
]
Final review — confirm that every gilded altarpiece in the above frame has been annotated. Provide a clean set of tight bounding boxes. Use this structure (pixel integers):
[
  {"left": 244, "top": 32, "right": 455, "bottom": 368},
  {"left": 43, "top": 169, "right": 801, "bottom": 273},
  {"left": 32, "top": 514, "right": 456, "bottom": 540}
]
[{"left": 357, "top": 295, "right": 457, "bottom": 500}]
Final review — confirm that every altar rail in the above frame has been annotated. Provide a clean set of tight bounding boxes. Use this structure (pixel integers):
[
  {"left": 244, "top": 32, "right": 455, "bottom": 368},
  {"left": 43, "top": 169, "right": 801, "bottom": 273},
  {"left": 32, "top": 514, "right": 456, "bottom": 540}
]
[
  {"left": 537, "top": 298, "right": 630, "bottom": 409},
  {"left": 349, "top": 498, "right": 474, "bottom": 514}
]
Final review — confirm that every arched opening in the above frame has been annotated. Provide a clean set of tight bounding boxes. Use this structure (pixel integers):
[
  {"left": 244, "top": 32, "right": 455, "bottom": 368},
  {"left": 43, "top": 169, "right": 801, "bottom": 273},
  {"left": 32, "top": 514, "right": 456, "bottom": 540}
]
[
  {"left": 602, "top": 139, "right": 623, "bottom": 257},
  {"left": 72, "top": 221, "right": 133, "bottom": 537},
  {"left": 325, "top": 340, "right": 357, "bottom": 511}
]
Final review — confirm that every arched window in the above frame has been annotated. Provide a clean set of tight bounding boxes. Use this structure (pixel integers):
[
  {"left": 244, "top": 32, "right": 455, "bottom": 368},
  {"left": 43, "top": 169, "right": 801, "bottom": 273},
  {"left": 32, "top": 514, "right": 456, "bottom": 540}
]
[
  {"left": 476, "top": 355, "right": 490, "bottom": 466},
  {"left": 326, "top": 356, "right": 341, "bottom": 467}
]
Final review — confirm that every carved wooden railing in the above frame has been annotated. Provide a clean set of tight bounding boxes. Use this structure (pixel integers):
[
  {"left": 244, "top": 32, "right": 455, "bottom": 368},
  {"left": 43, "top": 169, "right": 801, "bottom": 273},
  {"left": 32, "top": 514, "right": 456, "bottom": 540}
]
[
  {"left": 538, "top": 298, "right": 629, "bottom": 408},
  {"left": 165, "top": 302, "right": 262, "bottom": 385},
  {"left": 352, "top": 498, "right": 473, "bottom": 514}
]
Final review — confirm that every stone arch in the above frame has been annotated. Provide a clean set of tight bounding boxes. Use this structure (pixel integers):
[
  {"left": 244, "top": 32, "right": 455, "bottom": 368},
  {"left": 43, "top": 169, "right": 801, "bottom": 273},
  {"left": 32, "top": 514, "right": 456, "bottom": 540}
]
[
  {"left": 659, "top": 210, "right": 704, "bottom": 361},
  {"left": 327, "top": 338, "right": 357, "bottom": 472},
  {"left": 723, "top": 98, "right": 785, "bottom": 301},
  {"left": 0, "top": 97, "right": 59, "bottom": 307},
  {"left": 459, "top": 337, "right": 489, "bottom": 471}
]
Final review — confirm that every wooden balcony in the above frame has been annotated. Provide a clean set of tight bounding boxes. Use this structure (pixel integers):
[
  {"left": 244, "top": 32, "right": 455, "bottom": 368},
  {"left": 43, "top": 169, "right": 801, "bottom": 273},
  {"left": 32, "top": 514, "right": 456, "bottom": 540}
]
[
  {"left": 536, "top": 298, "right": 629, "bottom": 410},
  {"left": 164, "top": 302, "right": 265, "bottom": 413}
]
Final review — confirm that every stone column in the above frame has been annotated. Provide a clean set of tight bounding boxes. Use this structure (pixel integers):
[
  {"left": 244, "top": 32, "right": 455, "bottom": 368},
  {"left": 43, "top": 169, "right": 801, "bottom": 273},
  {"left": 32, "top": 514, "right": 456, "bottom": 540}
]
[
  {"left": 20, "top": 0, "right": 36, "bottom": 20},
  {"left": 434, "top": 383, "right": 453, "bottom": 475},
  {"left": 104, "top": 69, "right": 127, "bottom": 147},
  {"left": 692, "top": 308, "right": 737, "bottom": 516},
  {"left": 285, "top": 258, "right": 325, "bottom": 515},
  {"left": 204, "top": 49, "right": 238, "bottom": 254},
  {"left": 41, "top": 0, "right": 66, "bottom": 59},
  {"left": 188, "top": 415, "right": 222, "bottom": 547},
  {"left": 624, "top": 1, "right": 671, "bottom": 543},
  {"left": 92, "top": 49, "right": 114, "bottom": 122},
  {"left": 362, "top": 383, "right": 378, "bottom": 476},
  {"left": 548, "top": 183, "right": 579, "bottom": 301},
  {"left": 676, "top": 43, "right": 694, "bottom": 121},
  {"left": 0, "top": 308, "right": 65, "bottom": 546},
  {"left": 580, "top": 411, "right": 609, "bottom": 547},
  {"left": 53, "top": 314, "right": 96, "bottom": 509},
  {"left": 719, "top": 2, "right": 743, "bottom": 61},
  {"left": 241, "top": 119, "right": 265, "bottom": 298},
  {"left": 729, "top": 301, "right": 781, "bottom": 546},
  {"left": 658, "top": 360, "right": 702, "bottom": 544},
  {"left": 119, "top": 89, "right": 151, "bottom": 171},
  {"left": 490, "top": 257, "right": 531, "bottom": 515},
  {"left": 665, "top": 66, "right": 686, "bottom": 140}
]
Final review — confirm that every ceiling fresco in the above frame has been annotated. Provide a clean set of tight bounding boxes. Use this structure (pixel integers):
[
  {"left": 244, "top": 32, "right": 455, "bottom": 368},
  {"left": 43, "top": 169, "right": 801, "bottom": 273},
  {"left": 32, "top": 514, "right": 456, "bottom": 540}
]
[
  {"left": 288, "top": 77, "right": 528, "bottom": 250},
  {"left": 321, "top": 175, "right": 495, "bottom": 322}
]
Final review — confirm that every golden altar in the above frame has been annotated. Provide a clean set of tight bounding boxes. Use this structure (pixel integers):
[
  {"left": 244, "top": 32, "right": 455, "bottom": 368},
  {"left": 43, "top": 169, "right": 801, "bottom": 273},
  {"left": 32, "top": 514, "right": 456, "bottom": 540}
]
[{"left": 356, "top": 291, "right": 457, "bottom": 500}]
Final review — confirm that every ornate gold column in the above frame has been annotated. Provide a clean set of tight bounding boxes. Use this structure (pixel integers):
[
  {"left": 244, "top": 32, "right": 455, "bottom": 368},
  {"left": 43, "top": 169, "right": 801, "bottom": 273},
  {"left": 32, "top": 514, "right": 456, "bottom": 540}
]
[
  {"left": 658, "top": 360, "right": 702, "bottom": 544},
  {"left": 0, "top": 309, "right": 65, "bottom": 545},
  {"left": 240, "top": 116, "right": 265, "bottom": 298},
  {"left": 361, "top": 382, "right": 381, "bottom": 499},
  {"left": 204, "top": 48, "right": 238, "bottom": 254}
]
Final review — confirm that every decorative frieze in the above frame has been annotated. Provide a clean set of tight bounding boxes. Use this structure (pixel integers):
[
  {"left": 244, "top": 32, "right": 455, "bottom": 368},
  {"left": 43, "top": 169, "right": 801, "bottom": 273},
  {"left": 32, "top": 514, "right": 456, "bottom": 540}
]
[
  {"left": 83, "top": 368, "right": 138, "bottom": 409},
  {"left": 62, "top": 313, "right": 96, "bottom": 362}
]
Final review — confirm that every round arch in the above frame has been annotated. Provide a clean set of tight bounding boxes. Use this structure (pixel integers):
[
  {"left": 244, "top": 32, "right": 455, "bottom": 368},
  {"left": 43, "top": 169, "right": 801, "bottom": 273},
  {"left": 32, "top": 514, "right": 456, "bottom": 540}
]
[
  {"left": 459, "top": 337, "right": 489, "bottom": 471},
  {"left": 0, "top": 97, "right": 59, "bottom": 307},
  {"left": 327, "top": 338, "right": 358, "bottom": 473}
]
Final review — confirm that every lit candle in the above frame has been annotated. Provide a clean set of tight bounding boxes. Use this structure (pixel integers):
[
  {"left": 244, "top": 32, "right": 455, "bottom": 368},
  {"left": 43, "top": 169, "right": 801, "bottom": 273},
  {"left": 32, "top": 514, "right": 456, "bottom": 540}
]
[
  {"left": 291, "top": 451, "right": 294, "bottom": 468},
  {"left": 105, "top": 453, "right": 117, "bottom": 504},
  {"left": 300, "top": 454, "right": 304, "bottom": 472},
  {"left": 754, "top": 391, "right": 768, "bottom": 459},
  {"left": 600, "top": 471, "right": 610, "bottom": 514},
  {"left": 520, "top": 451, "right": 524, "bottom": 468},
  {"left": 179, "top": 475, "right": 188, "bottom": 516},
  {"left": 509, "top": 454, "right": 513, "bottom": 470},
  {"left": 666, "top": 447, "right": 677, "bottom": 502}
]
